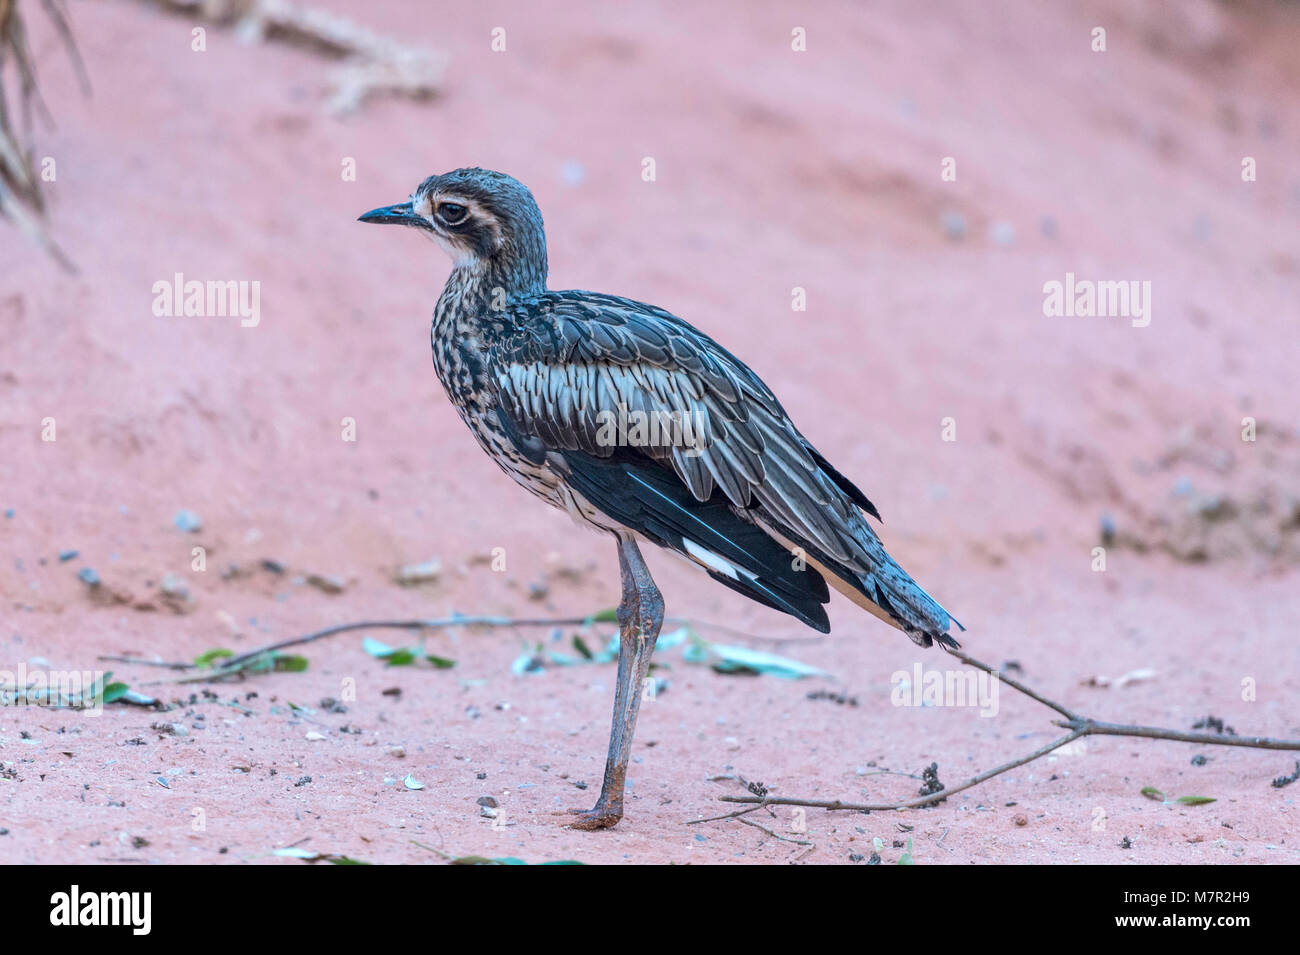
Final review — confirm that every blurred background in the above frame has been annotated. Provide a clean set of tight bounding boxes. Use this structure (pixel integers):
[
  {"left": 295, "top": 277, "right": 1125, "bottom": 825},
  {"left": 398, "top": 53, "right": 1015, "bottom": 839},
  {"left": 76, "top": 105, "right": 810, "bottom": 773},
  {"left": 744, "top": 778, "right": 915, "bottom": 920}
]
[{"left": 1, "top": 0, "right": 1297, "bottom": 864}]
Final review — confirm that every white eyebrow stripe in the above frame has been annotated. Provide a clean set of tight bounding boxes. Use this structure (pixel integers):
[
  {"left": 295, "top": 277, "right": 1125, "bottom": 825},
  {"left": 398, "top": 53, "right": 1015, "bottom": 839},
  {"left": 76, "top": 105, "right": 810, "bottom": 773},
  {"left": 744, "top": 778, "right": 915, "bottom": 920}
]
[{"left": 424, "top": 193, "right": 503, "bottom": 253}]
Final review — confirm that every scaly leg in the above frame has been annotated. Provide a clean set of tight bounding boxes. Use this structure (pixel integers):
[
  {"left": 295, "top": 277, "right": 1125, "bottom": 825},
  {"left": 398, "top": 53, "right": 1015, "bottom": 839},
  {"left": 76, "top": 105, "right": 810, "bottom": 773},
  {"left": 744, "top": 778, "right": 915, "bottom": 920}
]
[{"left": 568, "top": 533, "right": 664, "bottom": 830}]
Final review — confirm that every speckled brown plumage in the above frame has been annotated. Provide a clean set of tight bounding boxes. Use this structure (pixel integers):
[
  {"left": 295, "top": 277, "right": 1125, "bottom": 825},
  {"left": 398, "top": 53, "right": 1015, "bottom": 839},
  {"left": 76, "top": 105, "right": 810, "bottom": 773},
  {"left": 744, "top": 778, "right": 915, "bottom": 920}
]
[{"left": 360, "top": 167, "right": 963, "bottom": 828}]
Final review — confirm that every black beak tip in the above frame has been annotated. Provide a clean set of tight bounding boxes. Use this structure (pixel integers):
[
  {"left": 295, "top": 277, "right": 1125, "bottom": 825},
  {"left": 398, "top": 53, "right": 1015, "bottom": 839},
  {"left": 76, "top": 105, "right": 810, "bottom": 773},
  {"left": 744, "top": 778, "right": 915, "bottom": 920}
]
[{"left": 358, "top": 202, "right": 417, "bottom": 226}]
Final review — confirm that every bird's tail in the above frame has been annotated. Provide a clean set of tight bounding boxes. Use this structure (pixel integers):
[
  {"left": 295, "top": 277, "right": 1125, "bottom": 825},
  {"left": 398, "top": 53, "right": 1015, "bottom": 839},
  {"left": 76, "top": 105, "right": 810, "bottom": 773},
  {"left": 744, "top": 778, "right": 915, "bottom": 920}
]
[{"left": 767, "top": 528, "right": 962, "bottom": 649}]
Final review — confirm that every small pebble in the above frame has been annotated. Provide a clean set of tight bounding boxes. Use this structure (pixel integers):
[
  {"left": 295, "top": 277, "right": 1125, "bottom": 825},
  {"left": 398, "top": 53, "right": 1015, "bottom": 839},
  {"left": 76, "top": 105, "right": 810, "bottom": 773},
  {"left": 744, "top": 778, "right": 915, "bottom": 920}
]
[
  {"left": 159, "top": 573, "right": 190, "bottom": 599},
  {"left": 395, "top": 559, "right": 441, "bottom": 585},
  {"left": 940, "top": 210, "right": 966, "bottom": 240},
  {"left": 173, "top": 509, "right": 203, "bottom": 533},
  {"left": 77, "top": 567, "right": 101, "bottom": 587},
  {"left": 306, "top": 573, "right": 346, "bottom": 594},
  {"left": 58, "top": 550, "right": 79, "bottom": 562},
  {"left": 1099, "top": 512, "right": 1117, "bottom": 545}
]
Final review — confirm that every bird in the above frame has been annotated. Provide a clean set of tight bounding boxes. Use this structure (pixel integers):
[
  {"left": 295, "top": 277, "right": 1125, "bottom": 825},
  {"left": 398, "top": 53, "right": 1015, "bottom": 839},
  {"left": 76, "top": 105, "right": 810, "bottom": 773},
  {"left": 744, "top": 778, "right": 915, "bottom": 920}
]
[{"left": 359, "top": 167, "right": 963, "bottom": 830}]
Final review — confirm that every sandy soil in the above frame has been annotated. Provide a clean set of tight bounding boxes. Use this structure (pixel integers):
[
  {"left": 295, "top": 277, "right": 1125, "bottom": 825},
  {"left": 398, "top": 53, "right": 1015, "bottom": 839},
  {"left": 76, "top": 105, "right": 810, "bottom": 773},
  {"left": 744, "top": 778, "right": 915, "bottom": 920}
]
[{"left": 2, "top": 0, "right": 1298, "bottom": 864}]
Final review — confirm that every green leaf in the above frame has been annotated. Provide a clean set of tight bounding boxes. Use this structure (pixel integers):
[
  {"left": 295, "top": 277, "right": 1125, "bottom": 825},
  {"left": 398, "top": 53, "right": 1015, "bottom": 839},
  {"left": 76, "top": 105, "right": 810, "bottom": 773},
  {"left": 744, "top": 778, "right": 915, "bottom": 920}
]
[
  {"left": 585, "top": 607, "right": 619, "bottom": 624},
  {"left": 683, "top": 638, "right": 827, "bottom": 679},
  {"left": 194, "top": 648, "right": 234, "bottom": 668},
  {"left": 655, "top": 627, "right": 690, "bottom": 650},
  {"left": 572, "top": 635, "right": 594, "bottom": 660},
  {"left": 544, "top": 650, "right": 583, "bottom": 667},
  {"left": 243, "top": 652, "right": 277, "bottom": 673},
  {"left": 512, "top": 645, "right": 545, "bottom": 675},
  {"left": 100, "top": 682, "right": 131, "bottom": 704},
  {"left": 1175, "top": 795, "right": 1217, "bottom": 806},
  {"left": 897, "top": 838, "right": 914, "bottom": 865},
  {"left": 1140, "top": 786, "right": 1166, "bottom": 801},
  {"left": 328, "top": 856, "right": 372, "bottom": 865},
  {"left": 449, "top": 855, "right": 585, "bottom": 866},
  {"left": 273, "top": 654, "right": 309, "bottom": 672},
  {"left": 385, "top": 648, "right": 417, "bottom": 666},
  {"left": 364, "top": 636, "right": 450, "bottom": 669}
]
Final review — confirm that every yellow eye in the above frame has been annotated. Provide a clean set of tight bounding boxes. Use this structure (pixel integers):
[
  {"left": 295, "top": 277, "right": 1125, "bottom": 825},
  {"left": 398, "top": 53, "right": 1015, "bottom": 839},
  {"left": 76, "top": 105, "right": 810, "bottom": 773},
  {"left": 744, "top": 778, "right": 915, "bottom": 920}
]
[{"left": 438, "top": 203, "right": 469, "bottom": 225}]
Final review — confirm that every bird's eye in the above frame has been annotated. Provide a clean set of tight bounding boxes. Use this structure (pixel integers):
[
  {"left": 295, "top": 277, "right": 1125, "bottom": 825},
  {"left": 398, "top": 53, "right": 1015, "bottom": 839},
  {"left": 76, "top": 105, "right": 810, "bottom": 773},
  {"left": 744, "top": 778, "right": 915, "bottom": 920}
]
[{"left": 438, "top": 203, "right": 469, "bottom": 225}]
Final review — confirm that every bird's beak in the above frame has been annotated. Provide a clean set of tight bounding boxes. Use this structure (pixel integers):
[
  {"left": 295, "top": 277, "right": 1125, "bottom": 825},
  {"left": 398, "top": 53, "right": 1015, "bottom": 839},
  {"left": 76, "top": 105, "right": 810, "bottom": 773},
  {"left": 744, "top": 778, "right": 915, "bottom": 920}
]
[{"left": 357, "top": 201, "right": 424, "bottom": 227}]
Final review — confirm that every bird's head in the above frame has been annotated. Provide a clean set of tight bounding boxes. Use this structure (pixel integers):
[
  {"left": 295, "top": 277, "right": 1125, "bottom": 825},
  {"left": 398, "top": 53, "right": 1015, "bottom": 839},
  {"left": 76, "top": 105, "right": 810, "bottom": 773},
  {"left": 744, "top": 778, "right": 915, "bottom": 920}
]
[{"left": 358, "top": 167, "right": 548, "bottom": 291}]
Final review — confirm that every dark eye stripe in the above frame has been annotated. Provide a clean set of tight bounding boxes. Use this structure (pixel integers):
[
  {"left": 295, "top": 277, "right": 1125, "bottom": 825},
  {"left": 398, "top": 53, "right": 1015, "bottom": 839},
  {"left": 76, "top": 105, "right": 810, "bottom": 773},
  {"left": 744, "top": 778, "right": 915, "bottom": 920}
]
[{"left": 438, "top": 203, "right": 469, "bottom": 225}]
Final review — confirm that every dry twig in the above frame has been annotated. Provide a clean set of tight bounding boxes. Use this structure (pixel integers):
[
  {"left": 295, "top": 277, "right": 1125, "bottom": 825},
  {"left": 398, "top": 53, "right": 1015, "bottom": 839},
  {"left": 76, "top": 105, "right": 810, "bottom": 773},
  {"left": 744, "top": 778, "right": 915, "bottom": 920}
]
[{"left": 718, "top": 644, "right": 1300, "bottom": 814}]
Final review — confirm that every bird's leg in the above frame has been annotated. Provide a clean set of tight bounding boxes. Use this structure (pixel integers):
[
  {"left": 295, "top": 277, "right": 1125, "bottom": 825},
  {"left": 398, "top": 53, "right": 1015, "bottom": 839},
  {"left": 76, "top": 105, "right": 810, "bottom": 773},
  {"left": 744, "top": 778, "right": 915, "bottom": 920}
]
[{"left": 567, "top": 534, "right": 664, "bottom": 830}]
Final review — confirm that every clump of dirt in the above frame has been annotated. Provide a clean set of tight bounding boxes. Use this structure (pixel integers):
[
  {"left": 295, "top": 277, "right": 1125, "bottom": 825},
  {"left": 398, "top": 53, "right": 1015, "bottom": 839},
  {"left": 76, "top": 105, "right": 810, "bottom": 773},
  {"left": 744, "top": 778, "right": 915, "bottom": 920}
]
[
  {"left": 918, "top": 762, "right": 945, "bottom": 800},
  {"left": 1021, "top": 416, "right": 1300, "bottom": 567},
  {"left": 1111, "top": 419, "right": 1300, "bottom": 566}
]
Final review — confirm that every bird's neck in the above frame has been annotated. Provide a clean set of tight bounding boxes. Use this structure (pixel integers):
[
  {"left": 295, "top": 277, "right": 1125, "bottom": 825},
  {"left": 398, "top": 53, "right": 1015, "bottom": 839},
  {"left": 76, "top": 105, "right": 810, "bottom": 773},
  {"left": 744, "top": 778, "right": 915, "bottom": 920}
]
[
  {"left": 434, "top": 243, "right": 546, "bottom": 329},
  {"left": 431, "top": 257, "right": 540, "bottom": 398}
]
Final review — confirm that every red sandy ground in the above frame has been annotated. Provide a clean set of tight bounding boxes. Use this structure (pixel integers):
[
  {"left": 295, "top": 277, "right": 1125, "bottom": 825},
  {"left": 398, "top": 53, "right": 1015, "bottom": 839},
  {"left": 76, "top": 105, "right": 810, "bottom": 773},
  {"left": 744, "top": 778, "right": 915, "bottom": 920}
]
[{"left": 2, "top": 0, "right": 1298, "bottom": 865}]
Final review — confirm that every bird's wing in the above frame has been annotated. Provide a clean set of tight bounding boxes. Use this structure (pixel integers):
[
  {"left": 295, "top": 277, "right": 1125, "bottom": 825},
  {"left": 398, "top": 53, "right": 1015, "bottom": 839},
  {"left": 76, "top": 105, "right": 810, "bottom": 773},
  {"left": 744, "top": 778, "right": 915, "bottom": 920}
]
[{"left": 493, "top": 292, "right": 960, "bottom": 646}]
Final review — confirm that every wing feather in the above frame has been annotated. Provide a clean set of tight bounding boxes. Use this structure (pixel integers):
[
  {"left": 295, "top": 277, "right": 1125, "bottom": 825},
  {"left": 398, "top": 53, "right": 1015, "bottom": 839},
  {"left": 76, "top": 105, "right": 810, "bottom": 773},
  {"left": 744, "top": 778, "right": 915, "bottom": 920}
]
[{"left": 490, "top": 292, "right": 960, "bottom": 644}]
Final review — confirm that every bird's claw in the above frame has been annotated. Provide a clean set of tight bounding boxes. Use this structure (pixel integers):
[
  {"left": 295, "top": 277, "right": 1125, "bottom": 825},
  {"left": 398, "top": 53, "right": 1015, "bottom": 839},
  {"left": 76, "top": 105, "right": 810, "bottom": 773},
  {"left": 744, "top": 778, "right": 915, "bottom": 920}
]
[{"left": 563, "top": 804, "right": 623, "bottom": 830}]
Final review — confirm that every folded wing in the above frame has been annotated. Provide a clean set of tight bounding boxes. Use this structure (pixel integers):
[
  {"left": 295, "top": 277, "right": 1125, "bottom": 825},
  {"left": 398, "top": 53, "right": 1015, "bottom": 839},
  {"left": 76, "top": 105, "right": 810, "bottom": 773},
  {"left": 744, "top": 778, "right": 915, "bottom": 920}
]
[{"left": 493, "top": 292, "right": 961, "bottom": 647}]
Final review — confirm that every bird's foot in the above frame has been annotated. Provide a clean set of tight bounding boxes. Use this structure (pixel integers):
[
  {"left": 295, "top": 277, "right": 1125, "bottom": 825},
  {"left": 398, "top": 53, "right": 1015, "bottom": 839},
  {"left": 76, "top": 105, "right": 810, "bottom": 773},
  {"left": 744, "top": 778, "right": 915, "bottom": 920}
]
[{"left": 563, "top": 803, "right": 623, "bottom": 831}]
